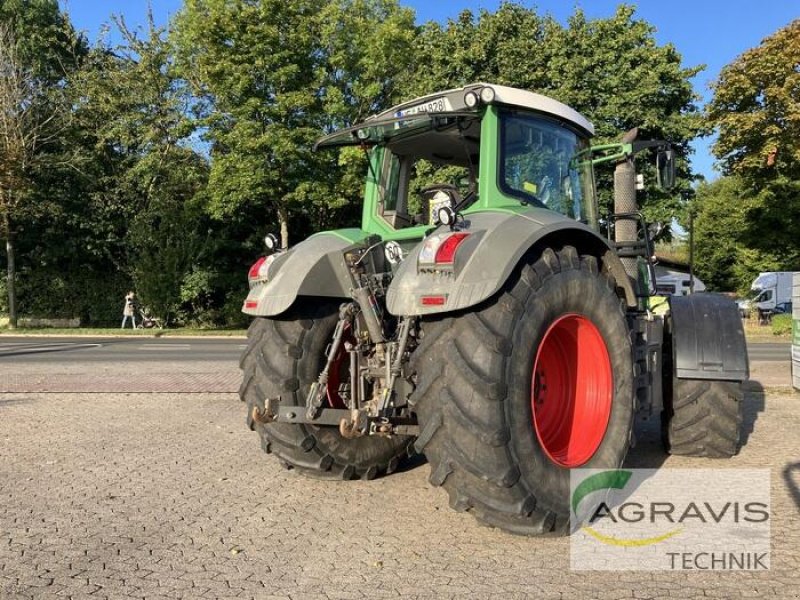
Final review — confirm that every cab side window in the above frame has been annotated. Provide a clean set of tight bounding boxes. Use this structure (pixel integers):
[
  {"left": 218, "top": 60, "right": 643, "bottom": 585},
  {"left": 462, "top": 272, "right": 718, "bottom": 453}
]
[{"left": 379, "top": 151, "right": 413, "bottom": 228}]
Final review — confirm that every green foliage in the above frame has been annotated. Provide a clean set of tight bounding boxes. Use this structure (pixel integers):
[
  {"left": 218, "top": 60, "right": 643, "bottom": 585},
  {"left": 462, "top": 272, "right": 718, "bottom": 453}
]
[
  {"left": 67, "top": 16, "right": 210, "bottom": 324},
  {"left": 692, "top": 177, "right": 751, "bottom": 292},
  {"left": 2, "top": 269, "right": 131, "bottom": 324},
  {"left": 708, "top": 19, "right": 800, "bottom": 184},
  {"left": 9, "top": 1, "right": 786, "bottom": 329},
  {"left": 172, "top": 0, "right": 416, "bottom": 246},
  {"left": 691, "top": 175, "right": 796, "bottom": 294},
  {"left": 705, "top": 20, "right": 800, "bottom": 280},
  {"left": 317, "top": 0, "right": 416, "bottom": 127},
  {"left": 401, "top": 3, "right": 704, "bottom": 224},
  {"left": 771, "top": 314, "right": 792, "bottom": 337},
  {"left": 0, "top": 0, "right": 85, "bottom": 81},
  {"left": 129, "top": 191, "right": 208, "bottom": 326}
]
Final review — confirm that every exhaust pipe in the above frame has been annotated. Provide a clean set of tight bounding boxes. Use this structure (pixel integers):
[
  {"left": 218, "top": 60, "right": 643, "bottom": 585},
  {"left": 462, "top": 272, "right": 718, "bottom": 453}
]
[{"left": 614, "top": 128, "right": 639, "bottom": 280}]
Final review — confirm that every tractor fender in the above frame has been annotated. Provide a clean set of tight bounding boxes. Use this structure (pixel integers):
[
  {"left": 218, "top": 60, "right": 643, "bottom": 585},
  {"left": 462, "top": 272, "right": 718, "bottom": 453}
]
[
  {"left": 668, "top": 293, "right": 749, "bottom": 381},
  {"left": 242, "top": 230, "right": 367, "bottom": 317},
  {"left": 385, "top": 209, "right": 636, "bottom": 317}
]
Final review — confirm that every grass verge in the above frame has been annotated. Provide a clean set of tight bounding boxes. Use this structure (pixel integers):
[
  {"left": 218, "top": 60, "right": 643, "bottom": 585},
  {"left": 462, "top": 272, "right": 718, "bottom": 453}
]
[{"left": 742, "top": 318, "right": 791, "bottom": 343}]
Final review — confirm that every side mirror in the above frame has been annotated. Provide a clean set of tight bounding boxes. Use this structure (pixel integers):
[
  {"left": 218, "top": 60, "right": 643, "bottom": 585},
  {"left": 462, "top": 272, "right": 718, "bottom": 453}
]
[
  {"left": 647, "top": 221, "right": 667, "bottom": 243},
  {"left": 656, "top": 149, "right": 676, "bottom": 190}
]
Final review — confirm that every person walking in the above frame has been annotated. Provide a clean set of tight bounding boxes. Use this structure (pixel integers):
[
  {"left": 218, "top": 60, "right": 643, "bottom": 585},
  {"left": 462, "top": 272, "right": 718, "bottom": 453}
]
[{"left": 121, "top": 291, "right": 137, "bottom": 329}]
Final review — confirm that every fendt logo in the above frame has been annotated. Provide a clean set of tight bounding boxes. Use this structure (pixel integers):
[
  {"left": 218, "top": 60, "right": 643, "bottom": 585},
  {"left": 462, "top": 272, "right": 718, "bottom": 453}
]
[{"left": 570, "top": 469, "right": 771, "bottom": 571}]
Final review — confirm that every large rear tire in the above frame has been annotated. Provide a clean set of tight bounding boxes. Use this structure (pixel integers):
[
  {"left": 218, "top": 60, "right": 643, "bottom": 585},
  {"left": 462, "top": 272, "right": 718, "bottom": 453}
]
[
  {"left": 411, "top": 247, "right": 634, "bottom": 535},
  {"left": 239, "top": 300, "right": 413, "bottom": 480}
]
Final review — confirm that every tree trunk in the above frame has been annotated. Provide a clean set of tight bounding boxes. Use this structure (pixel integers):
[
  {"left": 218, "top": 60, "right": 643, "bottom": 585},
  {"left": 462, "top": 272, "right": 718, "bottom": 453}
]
[
  {"left": 6, "top": 231, "right": 17, "bottom": 329},
  {"left": 278, "top": 205, "right": 289, "bottom": 249}
]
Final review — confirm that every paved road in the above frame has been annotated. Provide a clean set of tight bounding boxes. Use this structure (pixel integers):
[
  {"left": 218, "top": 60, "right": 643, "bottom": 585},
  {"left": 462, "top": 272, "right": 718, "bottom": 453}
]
[
  {"left": 0, "top": 336, "right": 791, "bottom": 362},
  {"left": 0, "top": 336, "right": 246, "bottom": 363},
  {"left": 747, "top": 342, "right": 792, "bottom": 362},
  {"left": 0, "top": 337, "right": 244, "bottom": 393}
]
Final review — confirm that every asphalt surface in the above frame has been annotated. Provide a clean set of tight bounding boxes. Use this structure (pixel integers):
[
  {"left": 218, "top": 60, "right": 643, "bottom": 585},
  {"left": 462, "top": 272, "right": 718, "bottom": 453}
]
[
  {"left": 0, "top": 336, "right": 247, "bottom": 363},
  {"left": 747, "top": 342, "right": 793, "bottom": 362},
  {"left": 0, "top": 336, "right": 791, "bottom": 363}
]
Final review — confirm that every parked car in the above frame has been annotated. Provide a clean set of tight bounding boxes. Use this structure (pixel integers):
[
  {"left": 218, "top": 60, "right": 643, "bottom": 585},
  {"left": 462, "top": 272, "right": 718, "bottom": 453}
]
[{"left": 737, "top": 298, "right": 752, "bottom": 319}]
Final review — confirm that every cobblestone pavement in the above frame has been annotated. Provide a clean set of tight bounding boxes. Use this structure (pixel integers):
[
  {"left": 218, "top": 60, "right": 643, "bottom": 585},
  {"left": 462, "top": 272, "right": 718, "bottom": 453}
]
[
  {"left": 0, "top": 362, "right": 238, "bottom": 393},
  {"left": 1, "top": 384, "right": 798, "bottom": 599}
]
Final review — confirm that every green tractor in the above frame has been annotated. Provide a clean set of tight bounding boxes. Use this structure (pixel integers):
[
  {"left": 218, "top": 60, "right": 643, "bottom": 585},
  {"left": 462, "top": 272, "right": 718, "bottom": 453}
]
[{"left": 239, "top": 84, "right": 748, "bottom": 535}]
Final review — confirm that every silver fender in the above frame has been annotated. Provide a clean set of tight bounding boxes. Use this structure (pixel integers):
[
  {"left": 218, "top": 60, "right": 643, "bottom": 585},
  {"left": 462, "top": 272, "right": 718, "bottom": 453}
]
[
  {"left": 385, "top": 209, "right": 635, "bottom": 317},
  {"left": 242, "top": 230, "right": 367, "bottom": 317}
]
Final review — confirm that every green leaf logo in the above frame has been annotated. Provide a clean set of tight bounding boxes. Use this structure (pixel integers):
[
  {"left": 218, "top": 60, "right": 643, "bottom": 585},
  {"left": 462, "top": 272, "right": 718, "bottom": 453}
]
[{"left": 571, "top": 469, "right": 633, "bottom": 514}]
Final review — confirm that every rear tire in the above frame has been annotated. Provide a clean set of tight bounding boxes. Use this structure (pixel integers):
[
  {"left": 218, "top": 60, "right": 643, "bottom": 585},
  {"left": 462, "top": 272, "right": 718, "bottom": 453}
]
[
  {"left": 662, "top": 378, "right": 743, "bottom": 458},
  {"left": 239, "top": 300, "right": 413, "bottom": 480},
  {"left": 411, "top": 247, "right": 634, "bottom": 535}
]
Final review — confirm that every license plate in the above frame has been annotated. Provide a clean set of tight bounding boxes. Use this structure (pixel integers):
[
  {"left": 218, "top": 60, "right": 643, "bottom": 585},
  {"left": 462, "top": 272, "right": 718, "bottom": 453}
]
[{"left": 396, "top": 96, "right": 453, "bottom": 117}]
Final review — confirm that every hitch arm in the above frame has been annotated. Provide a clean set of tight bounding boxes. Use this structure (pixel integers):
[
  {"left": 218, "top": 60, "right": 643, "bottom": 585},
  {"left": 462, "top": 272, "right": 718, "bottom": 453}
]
[{"left": 305, "top": 304, "right": 354, "bottom": 419}]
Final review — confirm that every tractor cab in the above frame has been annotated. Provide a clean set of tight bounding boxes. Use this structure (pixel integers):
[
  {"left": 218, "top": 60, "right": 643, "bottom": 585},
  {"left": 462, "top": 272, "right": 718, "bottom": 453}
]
[{"left": 315, "top": 83, "right": 598, "bottom": 240}]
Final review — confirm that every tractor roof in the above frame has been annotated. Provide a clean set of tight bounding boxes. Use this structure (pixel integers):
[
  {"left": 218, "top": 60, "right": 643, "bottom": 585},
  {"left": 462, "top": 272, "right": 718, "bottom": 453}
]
[
  {"left": 373, "top": 83, "right": 595, "bottom": 136},
  {"left": 314, "top": 83, "right": 595, "bottom": 150}
]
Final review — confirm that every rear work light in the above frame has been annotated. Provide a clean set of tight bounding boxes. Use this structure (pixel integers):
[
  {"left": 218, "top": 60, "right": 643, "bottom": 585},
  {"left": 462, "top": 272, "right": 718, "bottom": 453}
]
[{"left": 418, "top": 232, "right": 470, "bottom": 267}]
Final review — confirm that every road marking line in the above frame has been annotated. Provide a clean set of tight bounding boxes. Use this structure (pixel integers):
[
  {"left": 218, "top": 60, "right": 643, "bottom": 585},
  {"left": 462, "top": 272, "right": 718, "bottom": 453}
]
[
  {"left": 137, "top": 344, "right": 191, "bottom": 350},
  {"left": 0, "top": 343, "right": 101, "bottom": 354}
]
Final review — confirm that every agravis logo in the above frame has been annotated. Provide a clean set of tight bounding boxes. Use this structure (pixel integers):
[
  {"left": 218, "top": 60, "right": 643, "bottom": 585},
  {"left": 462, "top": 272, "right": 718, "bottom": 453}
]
[
  {"left": 571, "top": 470, "right": 683, "bottom": 547},
  {"left": 570, "top": 468, "right": 771, "bottom": 571}
]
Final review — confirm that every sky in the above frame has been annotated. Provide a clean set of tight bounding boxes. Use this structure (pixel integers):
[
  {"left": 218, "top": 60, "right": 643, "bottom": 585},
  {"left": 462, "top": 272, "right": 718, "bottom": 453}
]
[{"left": 60, "top": 0, "right": 799, "bottom": 181}]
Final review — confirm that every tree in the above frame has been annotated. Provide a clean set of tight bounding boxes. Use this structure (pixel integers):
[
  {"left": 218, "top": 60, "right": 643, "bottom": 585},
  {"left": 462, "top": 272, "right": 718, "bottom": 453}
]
[
  {"left": 691, "top": 175, "right": 797, "bottom": 293},
  {"left": 305, "top": 0, "right": 416, "bottom": 233},
  {"left": 706, "top": 20, "right": 800, "bottom": 273},
  {"left": 172, "top": 0, "right": 321, "bottom": 249},
  {"left": 0, "top": 24, "right": 72, "bottom": 327},
  {"left": 69, "top": 14, "right": 209, "bottom": 323},
  {"left": 0, "top": 0, "right": 85, "bottom": 327},
  {"left": 401, "top": 3, "right": 704, "bottom": 224},
  {"left": 692, "top": 177, "right": 753, "bottom": 292},
  {"left": 708, "top": 19, "right": 800, "bottom": 184},
  {"left": 172, "top": 0, "right": 416, "bottom": 248}
]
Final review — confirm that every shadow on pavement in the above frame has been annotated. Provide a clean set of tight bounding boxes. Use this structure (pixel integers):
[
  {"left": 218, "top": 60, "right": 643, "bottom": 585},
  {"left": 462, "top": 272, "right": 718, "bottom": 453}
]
[
  {"left": 0, "top": 338, "right": 183, "bottom": 359},
  {"left": 783, "top": 462, "right": 800, "bottom": 511},
  {"left": 0, "top": 342, "right": 101, "bottom": 358},
  {"left": 624, "top": 414, "right": 669, "bottom": 470},
  {"left": 741, "top": 381, "right": 766, "bottom": 449},
  {"left": 393, "top": 451, "right": 428, "bottom": 475}
]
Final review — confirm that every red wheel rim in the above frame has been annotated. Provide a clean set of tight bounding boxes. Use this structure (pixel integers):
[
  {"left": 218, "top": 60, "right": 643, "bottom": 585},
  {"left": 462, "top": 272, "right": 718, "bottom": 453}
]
[
  {"left": 325, "top": 329, "right": 353, "bottom": 409},
  {"left": 531, "top": 314, "right": 613, "bottom": 467}
]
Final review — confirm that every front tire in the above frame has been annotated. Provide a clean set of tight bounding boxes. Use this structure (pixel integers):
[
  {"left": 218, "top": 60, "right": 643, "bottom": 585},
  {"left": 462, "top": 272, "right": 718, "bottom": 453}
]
[
  {"left": 411, "top": 247, "right": 634, "bottom": 535},
  {"left": 662, "top": 378, "right": 743, "bottom": 457},
  {"left": 660, "top": 318, "right": 744, "bottom": 458},
  {"left": 239, "top": 300, "right": 413, "bottom": 480}
]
